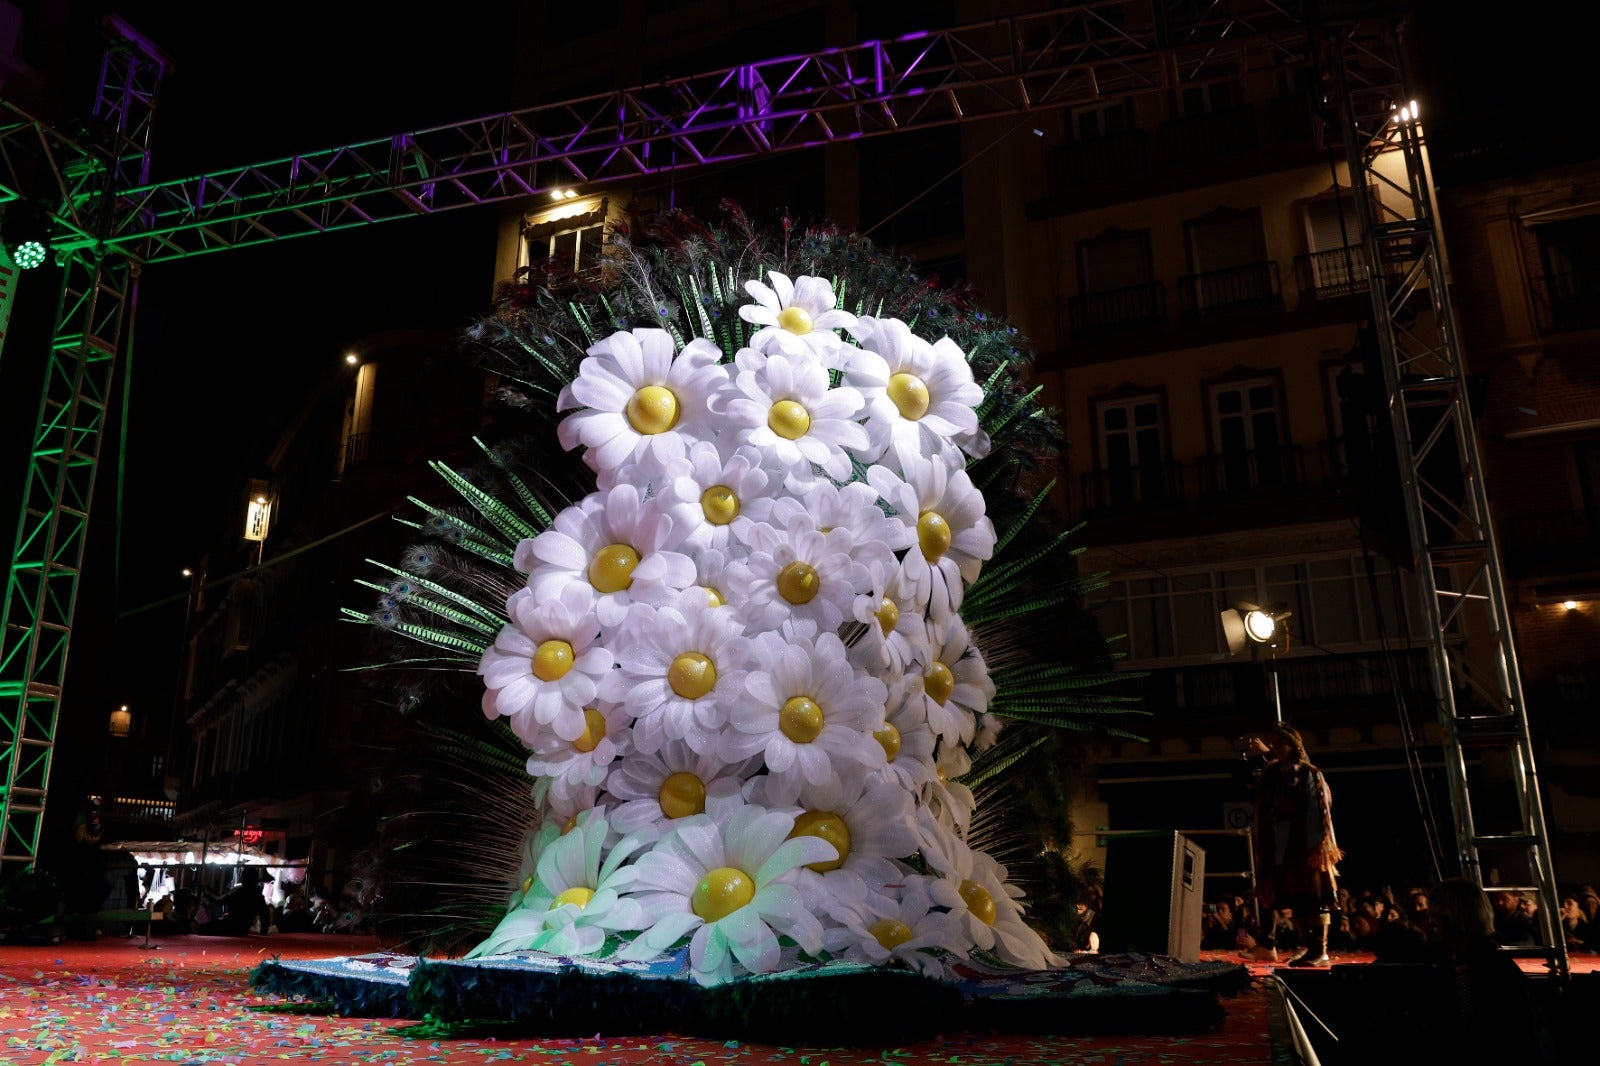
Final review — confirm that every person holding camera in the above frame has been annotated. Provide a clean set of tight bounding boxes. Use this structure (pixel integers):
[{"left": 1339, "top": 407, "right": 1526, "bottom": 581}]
[{"left": 1243, "top": 722, "right": 1343, "bottom": 967}]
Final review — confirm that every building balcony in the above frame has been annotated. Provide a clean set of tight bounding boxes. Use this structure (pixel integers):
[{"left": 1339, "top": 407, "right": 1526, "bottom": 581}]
[
  {"left": 1068, "top": 281, "right": 1167, "bottom": 337},
  {"left": 1176, "top": 260, "right": 1282, "bottom": 317},
  {"left": 1292, "top": 247, "right": 1409, "bottom": 301},
  {"left": 1195, "top": 444, "right": 1306, "bottom": 498},
  {"left": 1081, "top": 460, "right": 1186, "bottom": 515},
  {"left": 1049, "top": 130, "right": 1149, "bottom": 190},
  {"left": 1128, "top": 647, "right": 1434, "bottom": 721},
  {"left": 1159, "top": 106, "right": 1259, "bottom": 167},
  {"left": 1531, "top": 271, "right": 1600, "bottom": 333}
]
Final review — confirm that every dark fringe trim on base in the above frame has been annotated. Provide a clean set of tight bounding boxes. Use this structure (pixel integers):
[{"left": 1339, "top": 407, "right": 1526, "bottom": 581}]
[{"left": 408, "top": 960, "right": 962, "bottom": 1042}]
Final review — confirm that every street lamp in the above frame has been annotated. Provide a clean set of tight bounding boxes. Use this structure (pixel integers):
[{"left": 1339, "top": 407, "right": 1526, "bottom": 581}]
[
  {"left": 109, "top": 704, "right": 132, "bottom": 738},
  {"left": 1221, "top": 603, "right": 1293, "bottom": 722}
]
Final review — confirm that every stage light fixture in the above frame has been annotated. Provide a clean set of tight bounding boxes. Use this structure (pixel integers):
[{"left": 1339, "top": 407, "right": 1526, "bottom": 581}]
[
  {"left": 2, "top": 201, "right": 54, "bottom": 271},
  {"left": 1220, "top": 602, "right": 1292, "bottom": 658}
]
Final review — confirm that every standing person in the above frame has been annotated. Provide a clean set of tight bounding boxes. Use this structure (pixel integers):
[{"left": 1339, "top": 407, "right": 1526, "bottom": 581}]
[{"left": 1245, "top": 722, "right": 1344, "bottom": 967}]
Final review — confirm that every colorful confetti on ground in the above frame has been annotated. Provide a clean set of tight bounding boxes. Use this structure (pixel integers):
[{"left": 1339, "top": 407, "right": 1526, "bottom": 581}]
[{"left": 0, "top": 933, "right": 1284, "bottom": 1065}]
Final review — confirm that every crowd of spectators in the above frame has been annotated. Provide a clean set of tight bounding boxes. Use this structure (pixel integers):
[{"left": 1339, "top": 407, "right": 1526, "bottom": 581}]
[{"left": 1198, "top": 879, "right": 1600, "bottom": 958}]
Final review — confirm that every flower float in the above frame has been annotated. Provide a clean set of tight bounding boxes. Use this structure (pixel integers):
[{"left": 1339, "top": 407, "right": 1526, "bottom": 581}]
[{"left": 345, "top": 213, "right": 1149, "bottom": 999}]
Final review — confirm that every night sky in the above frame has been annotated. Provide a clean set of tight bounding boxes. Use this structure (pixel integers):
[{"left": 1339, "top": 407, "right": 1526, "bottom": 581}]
[{"left": 0, "top": 2, "right": 522, "bottom": 801}]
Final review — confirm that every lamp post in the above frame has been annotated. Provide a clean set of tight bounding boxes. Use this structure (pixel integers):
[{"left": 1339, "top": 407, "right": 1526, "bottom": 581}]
[{"left": 1220, "top": 604, "right": 1292, "bottom": 722}]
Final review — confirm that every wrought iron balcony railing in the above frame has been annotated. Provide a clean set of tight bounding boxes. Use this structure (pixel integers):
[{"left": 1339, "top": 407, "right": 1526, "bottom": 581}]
[
  {"left": 1194, "top": 444, "right": 1306, "bottom": 497},
  {"left": 1293, "top": 247, "right": 1400, "bottom": 301},
  {"left": 1177, "top": 260, "right": 1281, "bottom": 317},
  {"left": 1068, "top": 281, "right": 1166, "bottom": 337},
  {"left": 1080, "top": 460, "right": 1185, "bottom": 514}
]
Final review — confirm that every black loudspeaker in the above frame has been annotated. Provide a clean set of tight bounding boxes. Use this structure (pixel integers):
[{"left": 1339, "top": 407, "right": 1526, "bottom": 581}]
[{"left": 1096, "top": 831, "right": 1206, "bottom": 960}]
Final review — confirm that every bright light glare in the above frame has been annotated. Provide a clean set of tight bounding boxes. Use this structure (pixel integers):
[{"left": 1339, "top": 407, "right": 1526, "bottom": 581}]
[
  {"left": 15, "top": 239, "right": 47, "bottom": 270},
  {"left": 1564, "top": 600, "right": 1579, "bottom": 611},
  {"left": 255, "top": 496, "right": 267, "bottom": 505},
  {"left": 181, "top": 568, "right": 193, "bottom": 578},
  {"left": 345, "top": 353, "right": 359, "bottom": 365},
  {"left": 1244, "top": 610, "right": 1277, "bottom": 643}
]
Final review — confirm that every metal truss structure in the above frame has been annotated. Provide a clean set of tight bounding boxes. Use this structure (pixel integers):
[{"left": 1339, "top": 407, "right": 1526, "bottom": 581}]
[
  {"left": 0, "top": 2, "right": 1568, "bottom": 975},
  {"left": 1323, "top": 25, "right": 1566, "bottom": 972},
  {"left": 0, "top": 17, "right": 161, "bottom": 878},
  {"left": 6, "top": 3, "right": 1317, "bottom": 264}
]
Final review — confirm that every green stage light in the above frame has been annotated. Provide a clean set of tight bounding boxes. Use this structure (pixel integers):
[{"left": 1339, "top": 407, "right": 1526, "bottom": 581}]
[{"left": 14, "top": 239, "right": 47, "bottom": 270}]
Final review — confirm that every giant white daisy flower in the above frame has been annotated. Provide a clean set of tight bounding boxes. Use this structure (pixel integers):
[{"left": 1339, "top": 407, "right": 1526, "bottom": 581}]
[
  {"left": 846, "top": 317, "right": 984, "bottom": 468},
  {"left": 819, "top": 873, "right": 970, "bottom": 976},
  {"left": 516, "top": 484, "right": 696, "bottom": 630},
  {"left": 923, "top": 740, "right": 977, "bottom": 839},
  {"left": 721, "top": 631, "right": 888, "bottom": 805},
  {"left": 917, "top": 810, "right": 1058, "bottom": 970},
  {"left": 871, "top": 684, "right": 938, "bottom": 795},
  {"left": 849, "top": 559, "right": 931, "bottom": 677},
  {"left": 478, "top": 583, "right": 614, "bottom": 746},
  {"left": 600, "top": 599, "right": 752, "bottom": 756},
  {"left": 557, "top": 329, "right": 728, "bottom": 488},
  {"left": 619, "top": 805, "right": 835, "bottom": 986},
  {"left": 602, "top": 738, "right": 753, "bottom": 835},
  {"left": 774, "top": 770, "right": 920, "bottom": 906},
  {"left": 911, "top": 614, "right": 994, "bottom": 748},
  {"left": 738, "top": 272, "right": 859, "bottom": 367},
  {"left": 524, "top": 699, "right": 631, "bottom": 796},
  {"left": 660, "top": 441, "right": 779, "bottom": 552},
  {"left": 868, "top": 453, "right": 996, "bottom": 620},
  {"left": 722, "top": 350, "right": 867, "bottom": 481},
  {"left": 469, "top": 813, "right": 653, "bottom": 958},
  {"left": 767, "top": 478, "right": 906, "bottom": 577},
  {"left": 726, "top": 515, "right": 869, "bottom": 636}
]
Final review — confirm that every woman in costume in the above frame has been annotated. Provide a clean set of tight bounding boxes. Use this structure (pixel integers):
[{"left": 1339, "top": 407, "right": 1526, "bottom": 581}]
[{"left": 1248, "top": 722, "right": 1343, "bottom": 966}]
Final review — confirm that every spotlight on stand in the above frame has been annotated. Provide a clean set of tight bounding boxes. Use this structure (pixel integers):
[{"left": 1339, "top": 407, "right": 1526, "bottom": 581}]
[
  {"left": 1221, "top": 602, "right": 1292, "bottom": 723},
  {"left": 1, "top": 200, "right": 54, "bottom": 270},
  {"left": 1221, "top": 603, "right": 1292, "bottom": 659}
]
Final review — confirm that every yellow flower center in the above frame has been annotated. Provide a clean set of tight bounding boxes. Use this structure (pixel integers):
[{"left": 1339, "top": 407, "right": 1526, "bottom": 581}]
[
  {"left": 551, "top": 886, "right": 595, "bottom": 911},
  {"left": 626, "top": 385, "right": 680, "bottom": 435},
  {"left": 693, "top": 867, "right": 756, "bottom": 922},
  {"left": 925, "top": 660, "right": 955, "bottom": 705},
  {"left": 917, "top": 511, "right": 952, "bottom": 560},
  {"left": 873, "top": 723, "right": 901, "bottom": 762},
  {"left": 875, "top": 596, "right": 899, "bottom": 636},
  {"left": 571, "top": 708, "right": 607, "bottom": 753},
  {"left": 768, "top": 399, "right": 811, "bottom": 440},
  {"left": 701, "top": 484, "right": 740, "bottom": 525},
  {"left": 870, "top": 918, "right": 915, "bottom": 951},
  {"left": 561, "top": 814, "right": 579, "bottom": 834},
  {"left": 658, "top": 771, "right": 706, "bottom": 819},
  {"left": 668, "top": 652, "right": 717, "bottom": 699},
  {"left": 959, "top": 879, "right": 997, "bottom": 926},
  {"left": 704, "top": 586, "right": 725, "bottom": 608},
  {"left": 589, "top": 543, "right": 640, "bottom": 593},
  {"left": 531, "top": 639, "right": 575, "bottom": 682},
  {"left": 521, "top": 875, "right": 535, "bottom": 896},
  {"left": 776, "top": 561, "right": 819, "bottom": 605},
  {"left": 776, "top": 305, "right": 814, "bottom": 335},
  {"left": 790, "top": 810, "right": 851, "bottom": 873},
  {"left": 779, "top": 696, "right": 824, "bottom": 744},
  {"left": 886, "top": 372, "right": 930, "bottom": 420}
]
